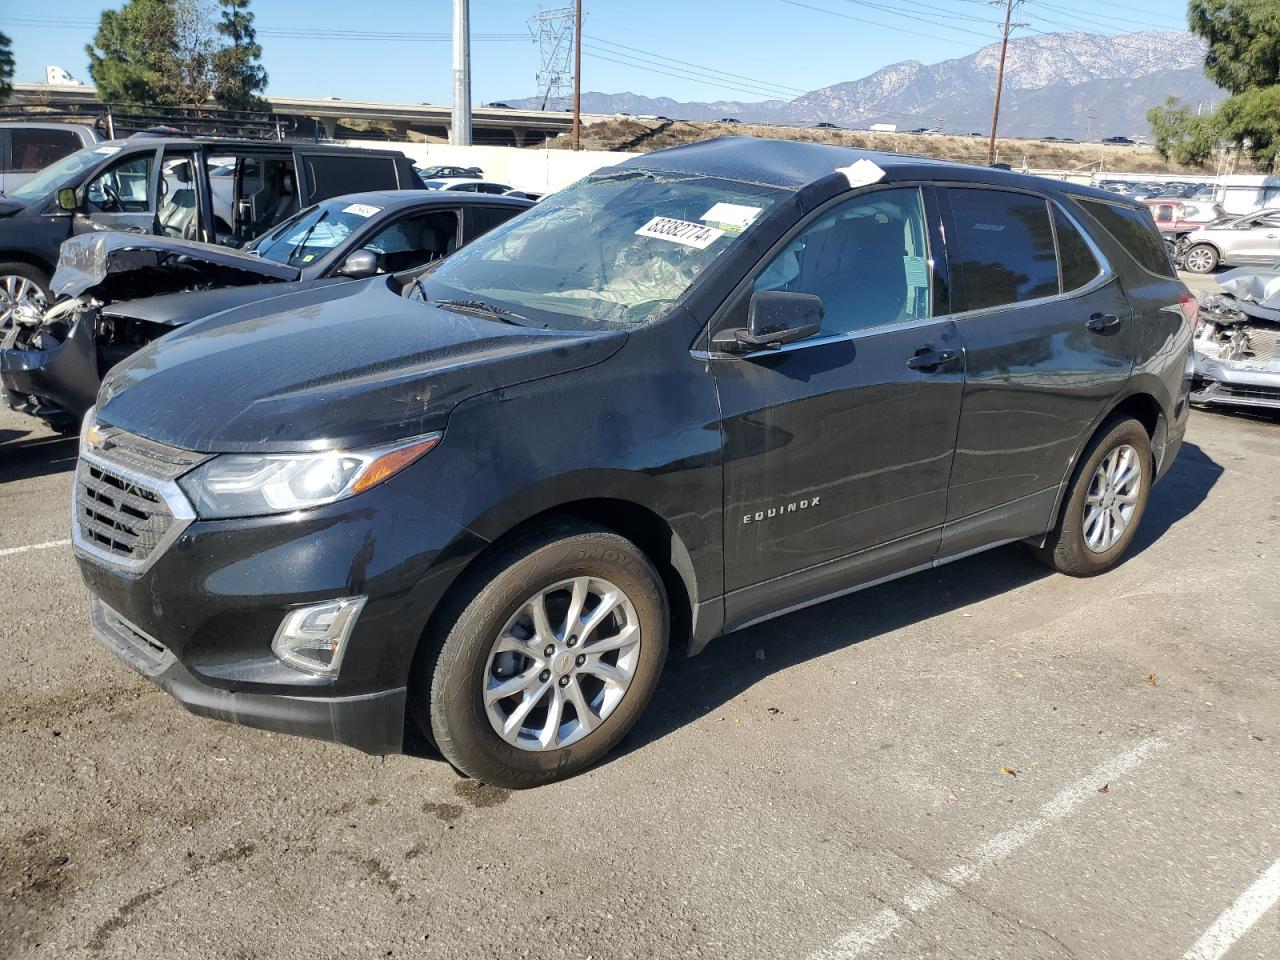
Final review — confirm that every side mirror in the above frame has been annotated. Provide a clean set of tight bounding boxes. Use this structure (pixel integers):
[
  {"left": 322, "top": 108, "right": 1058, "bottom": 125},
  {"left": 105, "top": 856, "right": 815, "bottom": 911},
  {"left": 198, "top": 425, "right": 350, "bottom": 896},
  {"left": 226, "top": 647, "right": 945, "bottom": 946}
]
[
  {"left": 338, "top": 249, "right": 379, "bottom": 278},
  {"left": 713, "top": 290, "right": 824, "bottom": 354},
  {"left": 56, "top": 187, "right": 79, "bottom": 212}
]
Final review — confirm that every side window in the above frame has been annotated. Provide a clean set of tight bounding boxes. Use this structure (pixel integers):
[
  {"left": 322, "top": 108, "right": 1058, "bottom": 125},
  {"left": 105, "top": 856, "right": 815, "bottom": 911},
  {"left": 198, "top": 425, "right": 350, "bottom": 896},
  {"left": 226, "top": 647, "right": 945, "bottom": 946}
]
[
  {"left": 470, "top": 204, "right": 523, "bottom": 237},
  {"left": 947, "top": 188, "right": 1058, "bottom": 311},
  {"left": 86, "top": 153, "right": 155, "bottom": 213},
  {"left": 158, "top": 152, "right": 201, "bottom": 239},
  {"left": 1053, "top": 205, "right": 1102, "bottom": 293},
  {"left": 478, "top": 183, "right": 508, "bottom": 195},
  {"left": 1258, "top": 213, "right": 1280, "bottom": 228},
  {"left": 450, "top": 182, "right": 479, "bottom": 193},
  {"left": 303, "top": 155, "right": 399, "bottom": 203},
  {"left": 1075, "top": 198, "right": 1175, "bottom": 278},
  {"left": 360, "top": 210, "right": 459, "bottom": 273},
  {"left": 752, "top": 186, "right": 932, "bottom": 335},
  {"left": 10, "top": 128, "right": 83, "bottom": 172}
]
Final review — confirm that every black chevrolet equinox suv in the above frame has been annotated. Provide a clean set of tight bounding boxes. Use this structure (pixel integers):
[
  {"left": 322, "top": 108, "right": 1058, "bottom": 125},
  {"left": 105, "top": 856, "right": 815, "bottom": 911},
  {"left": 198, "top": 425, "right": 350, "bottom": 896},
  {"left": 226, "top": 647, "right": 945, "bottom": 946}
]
[{"left": 75, "top": 138, "right": 1196, "bottom": 787}]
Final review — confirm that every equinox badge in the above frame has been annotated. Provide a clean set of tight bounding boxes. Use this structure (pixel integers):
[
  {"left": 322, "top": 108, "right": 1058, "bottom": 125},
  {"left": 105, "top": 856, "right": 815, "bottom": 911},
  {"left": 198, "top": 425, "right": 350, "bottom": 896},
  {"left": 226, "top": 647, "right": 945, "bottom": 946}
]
[{"left": 743, "top": 496, "right": 821, "bottom": 524}]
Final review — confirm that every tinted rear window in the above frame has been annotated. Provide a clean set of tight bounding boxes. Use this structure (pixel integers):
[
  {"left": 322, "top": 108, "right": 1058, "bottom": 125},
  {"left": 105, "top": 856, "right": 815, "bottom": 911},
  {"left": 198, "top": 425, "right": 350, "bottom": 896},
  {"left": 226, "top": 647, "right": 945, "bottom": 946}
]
[
  {"left": 1076, "top": 198, "right": 1174, "bottom": 278},
  {"left": 9, "top": 127, "right": 84, "bottom": 172},
  {"left": 303, "top": 154, "right": 400, "bottom": 203},
  {"left": 1053, "top": 205, "right": 1102, "bottom": 293},
  {"left": 947, "top": 188, "right": 1059, "bottom": 312}
]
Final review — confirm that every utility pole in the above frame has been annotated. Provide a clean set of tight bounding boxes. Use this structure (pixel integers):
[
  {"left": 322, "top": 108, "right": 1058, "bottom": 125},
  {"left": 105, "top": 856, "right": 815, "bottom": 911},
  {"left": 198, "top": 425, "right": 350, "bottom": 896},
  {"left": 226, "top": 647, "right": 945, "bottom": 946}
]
[
  {"left": 986, "top": 0, "right": 1015, "bottom": 166},
  {"left": 1086, "top": 109, "right": 1095, "bottom": 141},
  {"left": 571, "top": 0, "right": 582, "bottom": 151},
  {"left": 451, "top": 0, "right": 472, "bottom": 146}
]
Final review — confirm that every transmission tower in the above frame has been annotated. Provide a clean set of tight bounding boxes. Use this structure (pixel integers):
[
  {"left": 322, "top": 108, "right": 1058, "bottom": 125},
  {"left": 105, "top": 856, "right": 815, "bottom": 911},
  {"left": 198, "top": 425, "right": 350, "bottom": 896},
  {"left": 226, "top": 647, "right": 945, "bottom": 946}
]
[{"left": 528, "top": 6, "right": 575, "bottom": 111}]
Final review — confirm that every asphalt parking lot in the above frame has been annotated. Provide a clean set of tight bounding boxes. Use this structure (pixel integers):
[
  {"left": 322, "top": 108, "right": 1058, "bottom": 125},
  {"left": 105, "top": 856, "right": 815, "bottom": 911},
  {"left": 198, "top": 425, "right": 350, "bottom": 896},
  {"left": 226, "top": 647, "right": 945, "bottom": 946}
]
[{"left": 3, "top": 397, "right": 1279, "bottom": 959}]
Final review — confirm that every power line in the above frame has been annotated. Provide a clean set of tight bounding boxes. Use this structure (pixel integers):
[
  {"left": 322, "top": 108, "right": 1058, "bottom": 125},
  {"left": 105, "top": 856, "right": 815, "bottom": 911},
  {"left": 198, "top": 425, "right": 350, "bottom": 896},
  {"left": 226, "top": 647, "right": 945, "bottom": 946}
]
[
  {"left": 778, "top": 0, "right": 988, "bottom": 47},
  {"left": 585, "top": 36, "right": 810, "bottom": 96},
  {"left": 831, "top": 0, "right": 1002, "bottom": 40}
]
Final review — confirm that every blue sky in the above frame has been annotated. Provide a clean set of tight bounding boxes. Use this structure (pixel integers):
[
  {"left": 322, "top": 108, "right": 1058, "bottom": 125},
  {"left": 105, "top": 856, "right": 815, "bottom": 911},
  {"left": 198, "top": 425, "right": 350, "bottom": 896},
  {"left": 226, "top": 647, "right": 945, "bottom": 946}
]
[{"left": 6, "top": 1, "right": 1190, "bottom": 105}]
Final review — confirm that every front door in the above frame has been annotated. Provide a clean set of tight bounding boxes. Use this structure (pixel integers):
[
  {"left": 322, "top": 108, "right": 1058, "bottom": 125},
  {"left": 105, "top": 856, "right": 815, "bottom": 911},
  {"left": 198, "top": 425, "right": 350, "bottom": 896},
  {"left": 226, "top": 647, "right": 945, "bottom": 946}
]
[
  {"left": 1233, "top": 211, "right": 1280, "bottom": 263},
  {"left": 74, "top": 148, "right": 160, "bottom": 236},
  {"left": 712, "top": 185, "right": 965, "bottom": 631}
]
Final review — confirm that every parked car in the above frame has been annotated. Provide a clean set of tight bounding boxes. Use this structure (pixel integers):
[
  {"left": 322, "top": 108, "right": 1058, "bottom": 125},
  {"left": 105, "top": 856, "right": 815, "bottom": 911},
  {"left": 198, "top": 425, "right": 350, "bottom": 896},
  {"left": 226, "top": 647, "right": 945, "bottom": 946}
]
[
  {"left": 1179, "top": 208, "right": 1280, "bottom": 274},
  {"left": 421, "top": 177, "right": 516, "bottom": 195},
  {"left": 0, "top": 121, "right": 102, "bottom": 196},
  {"left": 1102, "top": 136, "right": 1136, "bottom": 145},
  {"left": 1, "top": 191, "right": 532, "bottom": 429},
  {"left": 0, "top": 134, "right": 422, "bottom": 333},
  {"left": 1143, "top": 199, "right": 1224, "bottom": 256},
  {"left": 75, "top": 137, "right": 1193, "bottom": 788},
  {"left": 415, "top": 165, "right": 482, "bottom": 179},
  {"left": 1191, "top": 267, "right": 1280, "bottom": 410}
]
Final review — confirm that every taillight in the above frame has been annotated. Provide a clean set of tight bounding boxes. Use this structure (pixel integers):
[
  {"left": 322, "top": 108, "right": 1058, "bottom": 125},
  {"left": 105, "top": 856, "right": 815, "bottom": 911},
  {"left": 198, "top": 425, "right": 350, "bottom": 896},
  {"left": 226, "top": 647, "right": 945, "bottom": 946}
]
[{"left": 1177, "top": 290, "right": 1200, "bottom": 331}]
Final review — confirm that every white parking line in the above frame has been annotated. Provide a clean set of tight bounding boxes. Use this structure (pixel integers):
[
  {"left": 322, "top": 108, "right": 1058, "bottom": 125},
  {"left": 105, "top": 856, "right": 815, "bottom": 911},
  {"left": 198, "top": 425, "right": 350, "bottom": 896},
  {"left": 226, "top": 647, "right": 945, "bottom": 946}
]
[
  {"left": 0, "top": 538, "right": 71, "bottom": 559},
  {"left": 810, "top": 729, "right": 1182, "bottom": 960},
  {"left": 1182, "top": 858, "right": 1280, "bottom": 960}
]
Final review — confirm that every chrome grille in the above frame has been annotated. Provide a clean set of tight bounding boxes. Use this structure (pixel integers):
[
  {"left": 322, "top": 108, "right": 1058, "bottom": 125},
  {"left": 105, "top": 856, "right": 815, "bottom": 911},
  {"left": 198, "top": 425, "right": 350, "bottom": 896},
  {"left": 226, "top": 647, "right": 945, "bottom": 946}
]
[
  {"left": 73, "top": 425, "right": 206, "bottom": 571},
  {"left": 77, "top": 461, "right": 174, "bottom": 559}
]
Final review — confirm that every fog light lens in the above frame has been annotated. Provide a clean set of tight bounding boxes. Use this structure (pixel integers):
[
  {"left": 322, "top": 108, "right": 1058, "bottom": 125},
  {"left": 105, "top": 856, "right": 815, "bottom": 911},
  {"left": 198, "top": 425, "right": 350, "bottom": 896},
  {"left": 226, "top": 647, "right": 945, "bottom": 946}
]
[{"left": 271, "top": 596, "right": 367, "bottom": 677}]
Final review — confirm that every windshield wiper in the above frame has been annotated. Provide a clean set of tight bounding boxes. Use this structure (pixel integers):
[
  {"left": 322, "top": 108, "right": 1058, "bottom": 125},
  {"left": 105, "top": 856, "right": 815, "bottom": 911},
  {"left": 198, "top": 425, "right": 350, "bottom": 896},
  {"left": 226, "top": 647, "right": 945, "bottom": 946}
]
[{"left": 434, "top": 298, "right": 529, "bottom": 326}]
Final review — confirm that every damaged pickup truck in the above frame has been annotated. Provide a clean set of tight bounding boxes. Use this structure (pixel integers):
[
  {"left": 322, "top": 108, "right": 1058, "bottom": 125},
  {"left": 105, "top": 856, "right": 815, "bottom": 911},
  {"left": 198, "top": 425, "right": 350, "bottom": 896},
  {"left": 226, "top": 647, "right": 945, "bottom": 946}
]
[
  {"left": 1, "top": 191, "right": 532, "bottom": 430},
  {"left": 1192, "top": 267, "right": 1280, "bottom": 410}
]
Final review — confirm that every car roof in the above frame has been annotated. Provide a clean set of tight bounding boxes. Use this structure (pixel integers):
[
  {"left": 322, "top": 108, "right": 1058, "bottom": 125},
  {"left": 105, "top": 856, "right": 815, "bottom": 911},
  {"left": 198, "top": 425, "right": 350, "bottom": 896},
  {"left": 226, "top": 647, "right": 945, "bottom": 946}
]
[
  {"left": 95, "top": 136, "right": 408, "bottom": 156},
  {"left": 319, "top": 189, "right": 531, "bottom": 209},
  {"left": 426, "top": 177, "right": 511, "bottom": 187},
  {"left": 617, "top": 135, "right": 1131, "bottom": 206},
  {"left": 0, "top": 120, "right": 99, "bottom": 134}
]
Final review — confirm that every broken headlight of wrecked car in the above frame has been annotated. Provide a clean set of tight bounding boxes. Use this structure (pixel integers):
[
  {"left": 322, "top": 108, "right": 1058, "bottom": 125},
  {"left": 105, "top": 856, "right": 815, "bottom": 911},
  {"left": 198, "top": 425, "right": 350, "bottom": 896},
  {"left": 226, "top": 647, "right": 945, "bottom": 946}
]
[
  {"left": 1191, "top": 267, "right": 1280, "bottom": 410},
  {"left": 177, "top": 434, "right": 443, "bottom": 518}
]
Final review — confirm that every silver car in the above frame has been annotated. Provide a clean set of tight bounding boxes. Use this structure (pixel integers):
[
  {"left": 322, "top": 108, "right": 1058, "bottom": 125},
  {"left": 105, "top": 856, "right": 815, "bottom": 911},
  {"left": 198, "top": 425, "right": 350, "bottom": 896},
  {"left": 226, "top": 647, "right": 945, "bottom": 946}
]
[{"left": 1181, "top": 208, "right": 1280, "bottom": 274}]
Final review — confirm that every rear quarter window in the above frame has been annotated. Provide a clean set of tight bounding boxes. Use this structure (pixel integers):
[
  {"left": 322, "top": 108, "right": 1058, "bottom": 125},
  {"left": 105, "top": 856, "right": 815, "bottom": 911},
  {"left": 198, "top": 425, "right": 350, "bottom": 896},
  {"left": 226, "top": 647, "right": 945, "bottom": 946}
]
[
  {"left": 302, "top": 154, "right": 400, "bottom": 203},
  {"left": 1075, "top": 198, "right": 1174, "bottom": 278}
]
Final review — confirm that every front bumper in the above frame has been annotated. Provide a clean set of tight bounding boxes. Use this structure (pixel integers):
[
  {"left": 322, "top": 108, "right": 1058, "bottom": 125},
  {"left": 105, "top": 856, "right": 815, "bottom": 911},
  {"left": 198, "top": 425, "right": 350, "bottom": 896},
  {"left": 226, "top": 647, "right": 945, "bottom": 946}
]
[
  {"left": 76, "top": 466, "right": 488, "bottom": 756},
  {"left": 91, "top": 595, "right": 407, "bottom": 754},
  {"left": 1191, "top": 353, "right": 1280, "bottom": 410},
  {"left": 0, "top": 314, "right": 99, "bottom": 426}
]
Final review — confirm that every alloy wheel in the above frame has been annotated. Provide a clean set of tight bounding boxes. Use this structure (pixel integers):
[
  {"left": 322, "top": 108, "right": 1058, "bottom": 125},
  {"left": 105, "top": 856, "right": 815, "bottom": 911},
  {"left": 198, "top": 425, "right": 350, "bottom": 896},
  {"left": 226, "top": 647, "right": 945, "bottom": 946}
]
[
  {"left": 1083, "top": 443, "right": 1142, "bottom": 553},
  {"left": 482, "top": 576, "right": 641, "bottom": 751},
  {"left": 1185, "top": 247, "right": 1215, "bottom": 273},
  {"left": 0, "top": 274, "right": 48, "bottom": 336}
]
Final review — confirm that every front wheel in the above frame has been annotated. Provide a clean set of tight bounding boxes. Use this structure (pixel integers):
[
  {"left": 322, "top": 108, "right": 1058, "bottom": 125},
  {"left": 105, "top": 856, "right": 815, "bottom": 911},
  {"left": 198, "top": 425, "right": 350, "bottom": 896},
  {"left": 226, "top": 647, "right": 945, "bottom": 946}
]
[
  {"left": 1032, "top": 417, "right": 1152, "bottom": 577},
  {"left": 416, "top": 523, "right": 669, "bottom": 787},
  {"left": 1182, "top": 243, "right": 1219, "bottom": 274},
  {"left": 0, "top": 263, "right": 51, "bottom": 337}
]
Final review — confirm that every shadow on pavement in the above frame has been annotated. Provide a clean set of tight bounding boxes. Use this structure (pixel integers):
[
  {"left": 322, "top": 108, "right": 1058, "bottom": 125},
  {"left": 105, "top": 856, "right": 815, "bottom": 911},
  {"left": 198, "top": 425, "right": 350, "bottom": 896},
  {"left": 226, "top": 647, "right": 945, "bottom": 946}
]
[
  {"left": 0, "top": 431, "right": 79, "bottom": 483},
  {"left": 620, "top": 439, "right": 1223, "bottom": 760}
]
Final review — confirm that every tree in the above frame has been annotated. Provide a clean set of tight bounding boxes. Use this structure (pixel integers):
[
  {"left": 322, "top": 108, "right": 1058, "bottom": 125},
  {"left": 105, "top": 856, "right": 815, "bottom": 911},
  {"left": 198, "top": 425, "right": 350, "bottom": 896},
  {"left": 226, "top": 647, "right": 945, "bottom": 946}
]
[
  {"left": 213, "top": 0, "right": 268, "bottom": 112},
  {"left": 1215, "top": 85, "right": 1280, "bottom": 170},
  {"left": 86, "top": 0, "right": 179, "bottom": 107},
  {"left": 87, "top": 0, "right": 267, "bottom": 114},
  {"left": 1187, "top": 0, "right": 1280, "bottom": 95},
  {"left": 0, "top": 32, "right": 14, "bottom": 104},
  {"left": 1146, "top": 97, "right": 1218, "bottom": 167}
]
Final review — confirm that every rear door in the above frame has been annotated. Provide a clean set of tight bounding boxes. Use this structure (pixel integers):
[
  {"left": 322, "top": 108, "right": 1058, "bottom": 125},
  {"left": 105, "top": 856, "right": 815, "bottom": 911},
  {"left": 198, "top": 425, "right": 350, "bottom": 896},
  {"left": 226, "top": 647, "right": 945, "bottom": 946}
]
[
  {"left": 713, "top": 185, "right": 965, "bottom": 630},
  {"left": 296, "top": 151, "right": 403, "bottom": 205},
  {"left": 939, "top": 185, "right": 1132, "bottom": 553},
  {"left": 463, "top": 203, "right": 526, "bottom": 244}
]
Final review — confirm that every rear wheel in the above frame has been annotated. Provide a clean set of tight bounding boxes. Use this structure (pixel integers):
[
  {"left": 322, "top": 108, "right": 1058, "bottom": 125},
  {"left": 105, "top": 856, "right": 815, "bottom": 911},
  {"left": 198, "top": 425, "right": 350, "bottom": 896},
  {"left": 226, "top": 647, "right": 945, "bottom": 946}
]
[
  {"left": 415, "top": 523, "right": 669, "bottom": 787},
  {"left": 1033, "top": 417, "right": 1152, "bottom": 577},
  {"left": 0, "top": 264, "right": 50, "bottom": 337},
  {"left": 1183, "top": 243, "right": 1218, "bottom": 274}
]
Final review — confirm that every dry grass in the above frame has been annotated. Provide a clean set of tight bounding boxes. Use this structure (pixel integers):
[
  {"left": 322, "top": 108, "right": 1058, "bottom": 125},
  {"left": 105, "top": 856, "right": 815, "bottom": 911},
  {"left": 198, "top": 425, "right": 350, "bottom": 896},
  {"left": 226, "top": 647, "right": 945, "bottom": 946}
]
[{"left": 557, "top": 117, "right": 1228, "bottom": 175}]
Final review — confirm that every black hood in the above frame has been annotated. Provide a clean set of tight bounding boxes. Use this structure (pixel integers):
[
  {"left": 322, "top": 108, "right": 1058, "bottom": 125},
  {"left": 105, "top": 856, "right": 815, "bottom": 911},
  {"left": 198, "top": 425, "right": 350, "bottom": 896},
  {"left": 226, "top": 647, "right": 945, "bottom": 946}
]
[
  {"left": 53, "top": 232, "right": 299, "bottom": 300},
  {"left": 98, "top": 277, "right": 626, "bottom": 453},
  {"left": 0, "top": 196, "right": 31, "bottom": 217}
]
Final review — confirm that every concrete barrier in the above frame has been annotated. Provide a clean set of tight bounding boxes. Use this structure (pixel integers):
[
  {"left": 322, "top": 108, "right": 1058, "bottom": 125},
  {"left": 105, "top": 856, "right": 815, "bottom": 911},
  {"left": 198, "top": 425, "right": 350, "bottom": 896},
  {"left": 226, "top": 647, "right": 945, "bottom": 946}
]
[{"left": 342, "top": 140, "right": 638, "bottom": 196}]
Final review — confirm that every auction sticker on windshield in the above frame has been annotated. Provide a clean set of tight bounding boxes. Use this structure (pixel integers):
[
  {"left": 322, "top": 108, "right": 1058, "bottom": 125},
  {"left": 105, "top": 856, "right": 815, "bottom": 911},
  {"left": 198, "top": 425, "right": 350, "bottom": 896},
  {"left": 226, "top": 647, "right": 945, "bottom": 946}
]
[
  {"left": 342, "top": 203, "right": 382, "bottom": 218},
  {"left": 701, "top": 202, "right": 761, "bottom": 232},
  {"left": 635, "top": 216, "right": 725, "bottom": 249}
]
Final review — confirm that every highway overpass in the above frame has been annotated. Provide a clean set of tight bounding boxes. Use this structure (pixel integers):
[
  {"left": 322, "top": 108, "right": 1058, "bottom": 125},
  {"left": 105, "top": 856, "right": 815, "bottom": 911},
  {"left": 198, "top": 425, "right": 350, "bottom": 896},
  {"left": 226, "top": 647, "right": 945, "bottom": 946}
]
[{"left": 8, "top": 83, "right": 583, "bottom": 145}]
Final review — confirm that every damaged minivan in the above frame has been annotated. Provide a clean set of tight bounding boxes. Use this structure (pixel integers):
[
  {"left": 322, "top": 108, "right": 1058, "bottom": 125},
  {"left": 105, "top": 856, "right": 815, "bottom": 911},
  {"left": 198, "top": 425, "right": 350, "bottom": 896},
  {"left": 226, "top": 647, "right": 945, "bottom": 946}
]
[
  {"left": 1192, "top": 267, "right": 1280, "bottom": 410},
  {"left": 1, "top": 191, "right": 532, "bottom": 429},
  {"left": 75, "top": 138, "right": 1195, "bottom": 787}
]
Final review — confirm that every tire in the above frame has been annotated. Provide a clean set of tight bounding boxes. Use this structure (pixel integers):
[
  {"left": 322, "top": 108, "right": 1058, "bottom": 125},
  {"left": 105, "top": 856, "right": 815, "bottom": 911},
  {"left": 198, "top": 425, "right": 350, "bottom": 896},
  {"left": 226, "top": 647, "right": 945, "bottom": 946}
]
[
  {"left": 1032, "top": 417, "right": 1152, "bottom": 577},
  {"left": 0, "top": 263, "right": 51, "bottom": 336},
  {"left": 414, "top": 522, "right": 669, "bottom": 788},
  {"left": 1182, "top": 243, "right": 1219, "bottom": 274}
]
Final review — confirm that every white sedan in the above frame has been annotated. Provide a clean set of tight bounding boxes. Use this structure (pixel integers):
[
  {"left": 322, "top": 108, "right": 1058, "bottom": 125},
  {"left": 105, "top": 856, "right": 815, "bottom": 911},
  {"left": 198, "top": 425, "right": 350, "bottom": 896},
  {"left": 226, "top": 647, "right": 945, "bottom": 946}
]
[{"left": 421, "top": 177, "right": 517, "bottom": 195}]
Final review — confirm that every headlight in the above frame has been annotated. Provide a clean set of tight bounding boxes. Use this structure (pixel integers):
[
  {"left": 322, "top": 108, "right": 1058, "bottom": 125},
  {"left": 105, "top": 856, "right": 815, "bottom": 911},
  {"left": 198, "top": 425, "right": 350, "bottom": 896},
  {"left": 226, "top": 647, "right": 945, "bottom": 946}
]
[{"left": 178, "top": 433, "right": 440, "bottom": 518}]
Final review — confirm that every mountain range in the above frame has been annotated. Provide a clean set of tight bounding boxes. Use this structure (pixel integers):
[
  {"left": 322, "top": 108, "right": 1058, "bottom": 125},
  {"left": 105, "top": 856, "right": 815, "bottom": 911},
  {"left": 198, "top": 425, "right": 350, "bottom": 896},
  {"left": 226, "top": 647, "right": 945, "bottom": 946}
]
[{"left": 506, "top": 31, "right": 1223, "bottom": 139}]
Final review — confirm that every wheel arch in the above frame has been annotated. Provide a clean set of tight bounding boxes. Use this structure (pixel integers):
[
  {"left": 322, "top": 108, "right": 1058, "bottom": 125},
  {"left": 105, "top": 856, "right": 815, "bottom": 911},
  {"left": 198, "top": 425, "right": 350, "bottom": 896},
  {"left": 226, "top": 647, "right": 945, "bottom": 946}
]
[
  {"left": 1039, "top": 390, "right": 1166, "bottom": 548},
  {"left": 0, "top": 251, "right": 56, "bottom": 283}
]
